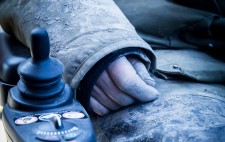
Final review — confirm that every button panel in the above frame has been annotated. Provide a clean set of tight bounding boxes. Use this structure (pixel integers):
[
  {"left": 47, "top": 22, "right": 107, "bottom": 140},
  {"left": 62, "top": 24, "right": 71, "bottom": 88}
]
[
  {"left": 14, "top": 111, "right": 86, "bottom": 125},
  {"left": 14, "top": 111, "right": 86, "bottom": 141},
  {"left": 36, "top": 126, "right": 80, "bottom": 141},
  {"left": 36, "top": 126, "right": 78, "bottom": 136}
]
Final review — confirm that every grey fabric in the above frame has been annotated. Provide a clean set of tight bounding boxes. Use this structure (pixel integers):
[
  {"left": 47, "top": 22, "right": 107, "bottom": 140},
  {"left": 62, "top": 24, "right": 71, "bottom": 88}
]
[
  {"left": 92, "top": 1, "right": 225, "bottom": 141},
  {"left": 0, "top": 0, "right": 156, "bottom": 97},
  {"left": 0, "top": 0, "right": 225, "bottom": 141},
  {"left": 113, "top": 0, "right": 225, "bottom": 83},
  {"left": 155, "top": 49, "right": 225, "bottom": 83},
  {"left": 114, "top": 0, "right": 225, "bottom": 49},
  {"left": 93, "top": 77, "right": 225, "bottom": 142},
  {"left": 173, "top": 0, "right": 225, "bottom": 16}
]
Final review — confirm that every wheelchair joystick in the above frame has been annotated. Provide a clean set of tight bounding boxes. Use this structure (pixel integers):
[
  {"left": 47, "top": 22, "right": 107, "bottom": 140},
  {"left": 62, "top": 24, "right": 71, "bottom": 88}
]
[{"left": 2, "top": 28, "right": 96, "bottom": 142}]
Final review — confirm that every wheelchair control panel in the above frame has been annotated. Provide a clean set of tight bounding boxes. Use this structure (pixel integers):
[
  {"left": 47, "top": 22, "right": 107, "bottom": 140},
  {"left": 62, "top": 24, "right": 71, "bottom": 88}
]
[{"left": 0, "top": 28, "right": 96, "bottom": 142}]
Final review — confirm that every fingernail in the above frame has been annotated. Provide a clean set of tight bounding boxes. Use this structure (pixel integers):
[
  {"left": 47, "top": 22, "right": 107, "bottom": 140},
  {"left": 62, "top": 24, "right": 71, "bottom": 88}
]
[{"left": 153, "top": 90, "right": 160, "bottom": 100}]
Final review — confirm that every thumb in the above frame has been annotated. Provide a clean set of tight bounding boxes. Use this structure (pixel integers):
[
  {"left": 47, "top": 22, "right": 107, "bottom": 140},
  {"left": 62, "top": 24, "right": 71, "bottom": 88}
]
[{"left": 127, "top": 56, "right": 156, "bottom": 87}]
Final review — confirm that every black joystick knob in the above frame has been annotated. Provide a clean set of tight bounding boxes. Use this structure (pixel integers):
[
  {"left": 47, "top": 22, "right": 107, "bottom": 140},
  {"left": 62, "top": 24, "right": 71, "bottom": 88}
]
[
  {"left": 17, "top": 28, "right": 64, "bottom": 99},
  {"left": 7, "top": 28, "right": 73, "bottom": 110},
  {"left": 30, "top": 28, "right": 51, "bottom": 62}
]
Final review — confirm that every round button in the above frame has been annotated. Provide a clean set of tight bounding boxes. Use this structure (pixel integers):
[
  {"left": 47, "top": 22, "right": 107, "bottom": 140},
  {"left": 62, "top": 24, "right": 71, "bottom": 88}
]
[
  {"left": 15, "top": 116, "right": 38, "bottom": 125},
  {"left": 62, "top": 112, "right": 85, "bottom": 119},
  {"left": 39, "top": 113, "right": 61, "bottom": 121}
]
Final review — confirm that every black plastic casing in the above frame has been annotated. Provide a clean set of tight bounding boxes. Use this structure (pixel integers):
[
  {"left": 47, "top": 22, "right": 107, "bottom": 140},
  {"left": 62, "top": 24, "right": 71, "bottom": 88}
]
[
  {"left": 1, "top": 28, "right": 96, "bottom": 142},
  {"left": 0, "top": 32, "right": 30, "bottom": 106},
  {"left": 3, "top": 92, "right": 96, "bottom": 142}
]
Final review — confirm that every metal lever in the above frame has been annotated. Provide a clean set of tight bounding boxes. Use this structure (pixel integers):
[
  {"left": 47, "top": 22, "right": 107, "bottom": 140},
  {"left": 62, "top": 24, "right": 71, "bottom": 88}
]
[{"left": 50, "top": 115, "right": 64, "bottom": 130}]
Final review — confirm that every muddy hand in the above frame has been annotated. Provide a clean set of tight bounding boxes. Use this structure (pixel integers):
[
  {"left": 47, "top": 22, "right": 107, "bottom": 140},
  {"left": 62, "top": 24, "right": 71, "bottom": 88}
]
[{"left": 90, "top": 56, "right": 159, "bottom": 116}]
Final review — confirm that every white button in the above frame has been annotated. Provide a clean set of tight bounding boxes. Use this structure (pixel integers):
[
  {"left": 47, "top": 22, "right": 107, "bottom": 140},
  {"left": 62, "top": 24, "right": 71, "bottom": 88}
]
[
  {"left": 62, "top": 112, "right": 85, "bottom": 119},
  {"left": 15, "top": 116, "right": 38, "bottom": 125}
]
